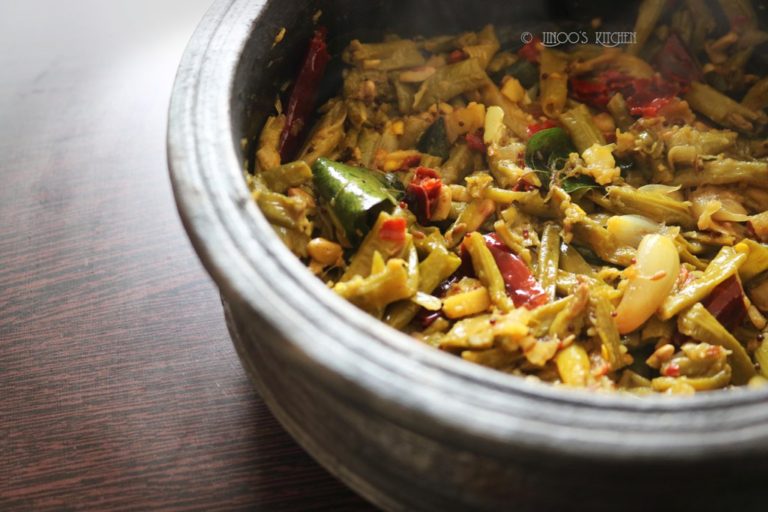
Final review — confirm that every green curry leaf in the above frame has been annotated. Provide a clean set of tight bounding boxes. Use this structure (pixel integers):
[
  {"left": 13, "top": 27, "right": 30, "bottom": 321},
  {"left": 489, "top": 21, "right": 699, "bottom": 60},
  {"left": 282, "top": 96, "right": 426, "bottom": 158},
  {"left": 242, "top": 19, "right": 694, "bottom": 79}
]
[
  {"left": 312, "top": 158, "right": 398, "bottom": 245},
  {"left": 525, "top": 127, "right": 576, "bottom": 173},
  {"left": 525, "top": 127, "right": 599, "bottom": 194},
  {"left": 417, "top": 117, "right": 450, "bottom": 159}
]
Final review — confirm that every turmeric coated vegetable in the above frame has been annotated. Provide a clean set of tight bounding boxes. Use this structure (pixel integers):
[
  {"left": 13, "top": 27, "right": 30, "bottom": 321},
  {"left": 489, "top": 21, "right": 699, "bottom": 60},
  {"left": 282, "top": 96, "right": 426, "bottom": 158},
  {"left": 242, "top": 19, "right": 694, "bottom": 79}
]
[
  {"left": 677, "top": 304, "right": 756, "bottom": 385},
  {"left": 464, "top": 232, "right": 515, "bottom": 313},
  {"left": 659, "top": 244, "right": 748, "bottom": 320}
]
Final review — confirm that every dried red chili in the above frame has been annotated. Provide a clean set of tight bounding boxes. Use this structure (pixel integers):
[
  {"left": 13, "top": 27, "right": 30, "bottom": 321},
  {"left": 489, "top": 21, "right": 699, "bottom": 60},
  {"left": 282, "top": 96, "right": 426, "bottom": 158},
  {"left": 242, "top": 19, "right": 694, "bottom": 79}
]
[
  {"left": 465, "top": 130, "right": 486, "bottom": 153},
  {"left": 702, "top": 275, "right": 747, "bottom": 331},
  {"left": 448, "top": 49, "right": 468, "bottom": 63},
  {"left": 518, "top": 36, "right": 542, "bottom": 63},
  {"left": 570, "top": 71, "right": 681, "bottom": 118},
  {"left": 406, "top": 167, "right": 442, "bottom": 224},
  {"left": 378, "top": 217, "right": 407, "bottom": 243},
  {"left": 278, "top": 27, "right": 331, "bottom": 161},
  {"left": 653, "top": 33, "right": 701, "bottom": 85},
  {"left": 483, "top": 234, "right": 549, "bottom": 309},
  {"left": 663, "top": 362, "right": 681, "bottom": 378},
  {"left": 398, "top": 154, "right": 422, "bottom": 171}
]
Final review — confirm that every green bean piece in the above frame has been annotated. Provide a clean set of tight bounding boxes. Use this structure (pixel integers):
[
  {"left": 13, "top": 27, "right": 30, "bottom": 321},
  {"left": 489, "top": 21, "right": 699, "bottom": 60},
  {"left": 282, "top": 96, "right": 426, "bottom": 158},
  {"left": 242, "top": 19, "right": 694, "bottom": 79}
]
[
  {"left": 748, "top": 278, "right": 768, "bottom": 312},
  {"left": 684, "top": 82, "right": 766, "bottom": 134},
  {"left": 441, "top": 143, "right": 474, "bottom": 185},
  {"left": 677, "top": 303, "right": 756, "bottom": 385},
  {"left": 440, "top": 315, "right": 495, "bottom": 350},
  {"left": 464, "top": 232, "right": 515, "bottom": 312},
  {"left": 672, "top": 159, "right": 768, "bottom": 188},
  {"left": 659, "top": 245, "right": 748, "bottom": 320},
  {"left": 685, "top": 0, "right": 716, "bottom": 52},
  {"left": 717, "top": 0, "right": 757, "bottom": 30},
  {"left": 537, "top": 223, "right": 561, "bottom": 301},
  {"left": 619, "top": 369, "right": 653, "bottom": 389},
  {"left": 539, "top": 49, "right": 569, "bottom": 118},
  {"left": 344, "top": 39, "right": 425, "bottom": 71},
  {"left": 256, "top": 190, "right": 311, "bottom": 233},
  {"left": 261, "top": 160, "right": 313, "bottom": 193},
  {"left": 485, "top": 186, "right": 543, "bottom": 205},
  {"left": 357, "top": 128, "right": 382, "bottom": 168},
  {"left": 413, "top": 58, "right": 488, "bottom": 111},
  {"left": 299, "top": 100, "right": 347, "bottom": 165},
  {"left": 629, "top": 0, "right": 667, "bottom": 55},
  {"left": 675, "top": 235, "right": 707, "bottom": 271},
  {"left": 666, "top": 126, "right": 737, "bottom": 156},
  {"left": 556, "top": 270, "right": 621, "bottom": 301},
  {"left": 571, "top": 218, "right": 636, "bottom": 267},
  {"left": 591, "top": 186, "right": 695, "bottom": 229},
  {"left": 494, "top": 220, "right": 532, "bottom": 265},
  {"left": 478, "top": 81, "right": 531, "bottom": 139},
  {"left": 527, "top": 296, "right": 574, "bottom": 337},
  {"left": 558, "top": 104, "right": 605, "bottom": 154},
  {"left": 651, "top": 368, "right": 733, "bottom": 392},
  {"left": 514, "top": 191, "right": 558, "bottom": 219},
  {"left": 385, "top": 246, "right": 462, "bottom": 329},
  {"left": 640, "top": 316, "right": 674, "bottom": 345},
  {"left": 445, "top": 198, "right": 496, "bottom": 247},
  {"left": 393, "top": 80, "right": 415, "bottom": 115},
  {"left": 589, "top": 294, "right": 626, "bottom": 371},
  {"left": 421, "top": 34, "right": 456, "bottom": 53},
  {"left": 462, "top": 348, "right": 524, "bottom": 370},
  {"left": 342, "top": 212, "right": 410, "bottom": 281},
  {"left": 556, "top": 343, "right": 591, "bottom": 387},
  {"left": 606, "top": 93, "right": 634, "bottom": 131},
  {"left": 559, "top": 243, "right": 595, "bottom": 277},
  {"left": 271, "top": 225, "right": 311, "bottom": 258},
  {"left": 255, "top": 114, "right": 284, "bottom": 171},
  {"left": 334, "top": 258, "right": 417, "bottom": 318},
  {"left": 742, "top": 77, "right": 768, "bottom": 111},
  {"left": 740, "top": 239, "right": 768, "bottom": 283},
  {"left": 463, "top": 24, "right": 501, "bottom": 70},
  {"left": 396, "top": 117, "right": 429, "bottom": 151},
  {"left": 410, "top": 226, "right": 447, "bottom": 256},
  {"left": 548, "top": 286, "right": 588, "bottom": 339}
]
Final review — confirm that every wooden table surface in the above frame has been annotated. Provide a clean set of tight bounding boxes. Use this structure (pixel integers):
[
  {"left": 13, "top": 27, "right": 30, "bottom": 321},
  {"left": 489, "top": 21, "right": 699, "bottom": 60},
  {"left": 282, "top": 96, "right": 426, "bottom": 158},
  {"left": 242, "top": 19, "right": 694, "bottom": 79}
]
[{"left": 0, "top": 1, "right": 373, "bottom": 509}]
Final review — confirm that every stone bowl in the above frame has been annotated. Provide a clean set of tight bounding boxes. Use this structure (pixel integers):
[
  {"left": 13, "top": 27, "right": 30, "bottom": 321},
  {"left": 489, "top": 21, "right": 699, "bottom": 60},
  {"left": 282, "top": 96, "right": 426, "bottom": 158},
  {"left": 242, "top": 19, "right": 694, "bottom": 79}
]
[{"left": 168, "top": 1, "right": 768, "bottom": 509}]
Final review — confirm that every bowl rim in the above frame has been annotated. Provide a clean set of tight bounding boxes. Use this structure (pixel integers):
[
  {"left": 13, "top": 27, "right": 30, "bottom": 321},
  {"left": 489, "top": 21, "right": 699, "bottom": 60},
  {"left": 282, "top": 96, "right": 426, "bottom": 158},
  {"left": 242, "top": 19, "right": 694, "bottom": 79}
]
[{"left": 168, "top": 0, "right": 768, "bottom": 461}]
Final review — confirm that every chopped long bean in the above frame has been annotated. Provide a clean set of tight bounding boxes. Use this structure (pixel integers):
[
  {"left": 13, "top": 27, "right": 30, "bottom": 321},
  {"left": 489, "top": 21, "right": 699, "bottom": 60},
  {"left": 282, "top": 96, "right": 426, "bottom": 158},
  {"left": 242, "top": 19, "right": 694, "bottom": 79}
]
[
  {"left": 677, "top": 304, "right": 756, "bottom": 384},
  {"left": 660, "top": 245, "right": 749, "bottom": 319},
  {"left": 464, "top": 232, "right": 516, "bottom": 312}
]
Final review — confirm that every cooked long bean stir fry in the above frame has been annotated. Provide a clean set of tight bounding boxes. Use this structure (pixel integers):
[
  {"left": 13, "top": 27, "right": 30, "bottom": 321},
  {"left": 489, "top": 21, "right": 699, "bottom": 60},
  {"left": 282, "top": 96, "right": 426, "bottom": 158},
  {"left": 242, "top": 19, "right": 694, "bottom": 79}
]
[{"left": 249, "top": 0, "right": 768, "bottom": 394}]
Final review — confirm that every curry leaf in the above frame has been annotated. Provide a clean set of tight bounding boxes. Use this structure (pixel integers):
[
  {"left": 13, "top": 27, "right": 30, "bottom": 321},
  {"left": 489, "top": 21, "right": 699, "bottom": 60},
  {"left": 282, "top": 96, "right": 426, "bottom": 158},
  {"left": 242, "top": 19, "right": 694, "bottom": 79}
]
[
  {"left": 525, "top": 127, "right": 576, "bottom": 173},
  {"left": 525, "top": 127, "right": 599, "bottom": 194},
  {"left": 417, "top": 117, "right": 450, "bottom": 159},
  {"left": 312, "top": 158, "right": 398, "bottom": 244}
]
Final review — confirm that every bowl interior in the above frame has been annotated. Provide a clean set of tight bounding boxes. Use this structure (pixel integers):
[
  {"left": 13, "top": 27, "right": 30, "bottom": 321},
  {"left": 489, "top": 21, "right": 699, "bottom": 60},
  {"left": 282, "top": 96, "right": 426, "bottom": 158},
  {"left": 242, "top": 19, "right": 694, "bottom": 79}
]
[
  {"left": 168, "top": 0, "right": 768, "bottom": 463},
  {"left": 233, "top": 0, "right": 644, "bottom": 167}
]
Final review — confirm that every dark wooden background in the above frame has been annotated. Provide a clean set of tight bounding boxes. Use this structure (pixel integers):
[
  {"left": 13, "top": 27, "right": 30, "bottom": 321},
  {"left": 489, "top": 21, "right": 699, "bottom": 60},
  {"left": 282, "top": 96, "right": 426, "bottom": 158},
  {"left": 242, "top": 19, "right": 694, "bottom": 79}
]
[{"left": 0, "top": 1, "right": 373, "bottom": 509}]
